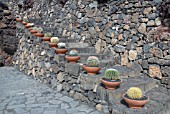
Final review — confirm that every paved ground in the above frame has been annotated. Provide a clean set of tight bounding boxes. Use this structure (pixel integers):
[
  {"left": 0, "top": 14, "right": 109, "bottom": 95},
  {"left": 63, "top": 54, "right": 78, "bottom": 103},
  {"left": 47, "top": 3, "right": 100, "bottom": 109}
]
[{"left": 0, "top": 67, "right": 102, "bottom": 114}]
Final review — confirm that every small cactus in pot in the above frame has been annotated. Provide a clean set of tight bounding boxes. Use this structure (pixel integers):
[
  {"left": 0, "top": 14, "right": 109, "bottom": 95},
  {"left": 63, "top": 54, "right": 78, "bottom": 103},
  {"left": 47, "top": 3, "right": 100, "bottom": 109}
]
[
  {"left": 65, "top": 49, "right": 80, "bottom": 63},
  {"left": 49, "top": 37, "right": 59, "bottom": 47},
  {"left": 83, "top": 56, "right": 101, "bottom": 75},
  {"left": 55, "top": 42, "right": 68, "bottom": 54},
  {"left": 34, "top": 27, "right": 44, "bottom": 37},
  {"left": 123, "top": 87, "right": 149, "bottom": 109},
  {"left": 100, "top": 69, "right": 122, "bottom": 90},
  {"left": 43, "top": 32, "right": 52, "bottom": 42}
]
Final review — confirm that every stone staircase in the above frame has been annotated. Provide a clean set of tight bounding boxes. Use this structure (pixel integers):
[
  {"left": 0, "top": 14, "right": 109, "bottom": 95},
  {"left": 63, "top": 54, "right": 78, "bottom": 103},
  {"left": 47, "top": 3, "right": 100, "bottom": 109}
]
[{"left": 15, "top": 22, "right": 170, "bottom": 114}]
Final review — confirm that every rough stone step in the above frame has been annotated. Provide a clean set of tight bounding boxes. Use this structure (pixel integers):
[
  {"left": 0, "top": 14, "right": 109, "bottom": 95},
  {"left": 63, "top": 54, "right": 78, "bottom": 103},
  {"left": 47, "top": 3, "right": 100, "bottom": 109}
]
[
  {"left": 66, "top": 43, "right": 89, "bottom": 48},
  {"left": 67, "top": 47, "right": 96, "bottom": 54}
]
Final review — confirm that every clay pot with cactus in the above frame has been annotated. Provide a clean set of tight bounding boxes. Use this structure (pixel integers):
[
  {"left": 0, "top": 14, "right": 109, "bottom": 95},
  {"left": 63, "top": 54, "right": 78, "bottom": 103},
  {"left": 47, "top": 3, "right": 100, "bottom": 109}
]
[
  {"left": 123, "top": 87, "right": 149, "bottom": 109},
  {"left": 43, "top": 32, "right": 52, "bottom": 41},
  {"left": 55, "top": 42, "right": 68, "bottom": 54},
  {"left": 83, "top": 56, "right": 101, "bottom": 75},
  {"left": 49, "top": 37, "right": 59, "bottom": 47},
  {"left": 100, "top": 69, "right": 122, "bottom": 90},
  {"left": 65, "top": 49, "right": 80, "bottom": 63},
  {"left": 26, "top": 23, "right": 34, "bottom": 28},
  {"left": 30, "top": 27, "right": 38, "bottom": 34},
  {"left": 34, "top": 27, "right": 44, "bottom": 37}
]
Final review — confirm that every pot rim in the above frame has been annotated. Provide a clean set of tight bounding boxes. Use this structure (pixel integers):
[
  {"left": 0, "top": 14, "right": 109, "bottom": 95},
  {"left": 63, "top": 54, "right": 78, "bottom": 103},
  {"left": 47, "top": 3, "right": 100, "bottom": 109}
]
[
  {"left": 122, "top": 94, "right": 149, "bottom": 102},
  {"left": 83, "top": 65, "right": 100, "bottom": 68},
  {"left": 100, "top": 77, "right": 122, "bottom": 82}
]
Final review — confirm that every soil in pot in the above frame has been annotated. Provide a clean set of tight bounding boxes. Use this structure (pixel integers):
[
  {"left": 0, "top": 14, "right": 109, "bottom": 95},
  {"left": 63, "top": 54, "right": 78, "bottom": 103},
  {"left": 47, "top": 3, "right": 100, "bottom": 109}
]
[{"left": 123, "top": 94, "right": 149, "bottom": 109}]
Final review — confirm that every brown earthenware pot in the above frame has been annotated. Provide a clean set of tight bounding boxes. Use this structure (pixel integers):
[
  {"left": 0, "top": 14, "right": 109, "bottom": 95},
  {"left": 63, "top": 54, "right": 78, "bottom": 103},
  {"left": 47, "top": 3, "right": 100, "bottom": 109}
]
[
  {"left": 28, "top": 28, "right": 33, "bottom": 31},
  {"left": 100, "top": 78, "right": 122, "bottom": 90},
  {"left": 22, "top": 21, "right": 28, "bottom": 25},
  {"left": 30, "top": 30, "right": 37, "bottom": 34},
  {"left": 34, "top": 33, "right": 44, "bottom": 37},
  {"left": 82, "top": 65, "right": 101, "bottom": 75},
  {"left": 43, "top": 37, "right": 51, "bottom": 42},
  {"left": 25, "top": 24, "right": 31, "bottom": 28},
  {"left": 16, "top": 18, "right": 22, "bottom": 22},
  {"left": 122, "top": 94, "right": 149, "bottom": 109},
  {"left": 49, "top": 42, "right": 58, "bottom": 48},
  {"left": 65, "top": 56, "right": 81, "bottom": 63},
  {"left": 55, "top": 48, "right": 68, "bottom": 54}
]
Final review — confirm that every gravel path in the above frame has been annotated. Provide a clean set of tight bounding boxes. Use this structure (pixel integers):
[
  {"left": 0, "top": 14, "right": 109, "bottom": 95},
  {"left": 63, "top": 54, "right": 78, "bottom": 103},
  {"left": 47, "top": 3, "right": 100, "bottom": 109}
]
[{"left": 0, "top": 67, "right": 102, "bottom": 114}]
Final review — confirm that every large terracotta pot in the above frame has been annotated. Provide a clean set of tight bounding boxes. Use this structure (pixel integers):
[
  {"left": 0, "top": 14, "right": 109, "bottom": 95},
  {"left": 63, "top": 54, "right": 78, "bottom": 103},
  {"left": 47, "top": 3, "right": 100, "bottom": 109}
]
[
  {"left": 65, "top": 56, "right": 81, "bottom": 63},
  {"left": 16, "top": 18, "right": 22, "bottom": 22},
  {"left": 122, "top": 94, "right": 149, "bottom": 109},
  {"left": 43, "top": 37, "right": 51, "bottom": 41},
  {"left": 25, "top": 24, "right": 31, "bottom": 28},
  {"left": 34, "top": 33, "right": 44, "bottom": 37},
  {"left": 22, "top": 21, "right": 28, "bottom": 25},
  {"left": 49, "top": 42, "right": 58, "bottom": 48},
  {"left": 83, "top": 65, "right": 101, "bottom": 75},
  {"left": 30, "top": 30, "right": 37, "bottom": 34},
  {"left": 100, "top": 78, "right": 122, "bottom": 90},
  {"left": 55, "top": 48, "right": 68, "bottom": 54}
]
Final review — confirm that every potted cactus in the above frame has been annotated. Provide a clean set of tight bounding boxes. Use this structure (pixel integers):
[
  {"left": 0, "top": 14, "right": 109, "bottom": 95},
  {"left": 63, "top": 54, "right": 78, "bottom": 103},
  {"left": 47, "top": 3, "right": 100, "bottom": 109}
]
[
  {"left": 22, "top": 18, "right": 29, "bottom": 25},
  {"left": 49, "top": 37, "right": 59, "bottom": 47},
  {"left": 83, "top": 56, "right": 101, "bottom": 75},
  {"left": 55, "top": 42, "right": 68, "bottom": 54},
  {"left": 34, "top": 27, "right": 44, "bottom": 37},
  {"left": 65, "top": 49, "right": 81, "bottom": 63},
  {"left": 43, "top": 32, "right": 52, "bottom": 41},
  {"left": 30, "top": 27, "right": 38, "bottom": 34},
  {"left": 122, "top": 87, "right": 149, "bottom": 109},
  {"left": 100, "top": 69, "right": 122, "bottom": 90},
  {"left": 26, "top": 23, "right": 34, "bottom": 28}
]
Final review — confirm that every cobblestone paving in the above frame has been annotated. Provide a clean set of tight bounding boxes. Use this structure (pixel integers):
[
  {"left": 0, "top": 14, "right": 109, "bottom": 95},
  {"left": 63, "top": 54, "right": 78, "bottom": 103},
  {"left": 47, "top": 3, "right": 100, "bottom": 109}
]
[{"left": 0, "top": 67, "right": 102, "bottom": 114}]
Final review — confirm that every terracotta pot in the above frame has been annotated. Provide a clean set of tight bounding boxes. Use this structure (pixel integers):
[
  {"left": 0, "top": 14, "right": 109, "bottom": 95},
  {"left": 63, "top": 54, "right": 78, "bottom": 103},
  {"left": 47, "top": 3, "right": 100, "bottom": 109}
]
[
  {"left": 49, "top": 42, "right": 58, "bottom": 48},
  {"left": 28, "top": 28, "right": 33, "bottom": 31},
  {"left": 34, "top": 33, "right": 44, "bottom": 37},
  {"left": 122, "top": 94, "right": 149, "bottom": 109},
  {"left": 30, "top": 30, "right": 37, "bottom": 34},
  {"left": 83, "top": 65, "right": 101, "bottom": 75},
  {"left": 25, "top": 24, "right": 31, "bottom": 28},
  {"left": 22, "top": 21, "right": 28, "bottom": 25},
  {"left": 65, "top": 56, "right": 81, "bottom": 63},
  {"left": 16, "top": 18, "right": 22, "bottom": 22},
  {"left": 55, "top": 48, "right": 68, "bottom": 54},
  {"left": 43, "top": 37, "right": 51, "bottom": 41},
  {"left": 100, "top": 78, "right": 122, "bottom": 90}
]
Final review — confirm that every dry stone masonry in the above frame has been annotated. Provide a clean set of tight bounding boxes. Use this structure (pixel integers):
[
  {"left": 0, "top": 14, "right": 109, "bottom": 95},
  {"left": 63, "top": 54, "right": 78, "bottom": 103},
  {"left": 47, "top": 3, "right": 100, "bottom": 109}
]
[{"left": 13, "top": 0, "right": 170, "bottom": 114}]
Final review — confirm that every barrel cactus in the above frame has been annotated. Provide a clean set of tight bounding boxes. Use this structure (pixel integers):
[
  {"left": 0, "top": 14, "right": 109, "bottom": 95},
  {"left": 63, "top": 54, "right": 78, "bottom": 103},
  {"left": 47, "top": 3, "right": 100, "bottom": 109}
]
[
  {"left": 44, "top": 32, "right": 52, "bottom": 37},
  {"left": 104, "top": 69, "right": 120, "bottom": 80},
  {"left": 58, "top": 42, "right": 66, "bottom": 48},
  {"left": 69, "top": 49, "right": 78, "bottom": 56},
  {"left": 86, "top": 56, "right": 100, "bottom": 67},
  {"left": 23, "top": 18, "right": 29, "bottom": 22},
  {"left": 37, "top": 27, "right": 43, "bottom": 33},
  {"left": 126, "top": 87, "right": 143, "bottom": 99},
  {"left": 32, "top": 27, "right": 38, "bottom": 30},
  {"left": 50, "top": 37, "right": 59, "bottom": 43}
]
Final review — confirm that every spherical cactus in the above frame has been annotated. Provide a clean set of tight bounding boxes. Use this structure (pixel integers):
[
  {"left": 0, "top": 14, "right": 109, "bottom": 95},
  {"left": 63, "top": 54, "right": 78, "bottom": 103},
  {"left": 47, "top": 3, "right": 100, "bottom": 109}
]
[
  {"left": 50, "top": 37, "right": 59, "bottom": 43},
  {"left": 44, "top": 32, "right": 52, "bottom": 37},
  {"left": 23, "top": 18, "right": 29, "bottom": 22},
  {"left": 104, "top": 69, "right": 120, "bottom": 80},
  {"left": 37, "top": 27, "right": 43, "bottom": 33},
  {"left": 86, "top": 56, "right": 100, "bottom": 67},
  {"left": 58, "top": 42, "right": 66, "bottom": 48},
  {"left": 126, "top": 87, "right": 143, "bottom": 99},
  {"left": 32, "top": 27, "right": 38, "bottom": 30},
  {"left": 69, "top": 49, "right": 78, "bottom": 56}
]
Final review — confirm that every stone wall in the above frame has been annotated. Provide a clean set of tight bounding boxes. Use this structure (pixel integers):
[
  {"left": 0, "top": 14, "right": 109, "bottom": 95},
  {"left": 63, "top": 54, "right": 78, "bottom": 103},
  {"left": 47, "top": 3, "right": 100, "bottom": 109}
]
[{"left": 13, "top": 0, "right": 170, "bottom": 113}]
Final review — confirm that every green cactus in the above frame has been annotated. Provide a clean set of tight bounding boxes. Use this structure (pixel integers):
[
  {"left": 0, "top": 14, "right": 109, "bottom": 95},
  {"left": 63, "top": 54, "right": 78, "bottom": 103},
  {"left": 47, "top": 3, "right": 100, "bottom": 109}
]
[
  {"left": 104, "top": 69, "right": 120, "bottom": 80},
  {"left": 23, "top": 18, "right": 29, "bottom": 22},
  {"left": 44, "top": 32, "right": 52, "bottom": 37},
  {"left": 50, "top": 37, "right": 59, "bottom": 43},
  {"left": 37, "top": 27, "right": 43, "bottom": 33},
  {"left": 69, "top": 49, "right": 78, "bottom": 56},
  {"left": 32, "top": 27, "right": 38, "bottom": 30},
  {"left": 126, "top": 87, "right": 143, "bottom": 99},
  {"left": 58, "top": 42, "right": 66, "bottom": 48},
  {"left": 86, "top": 56, "right": 100, "bottom": 67}
]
